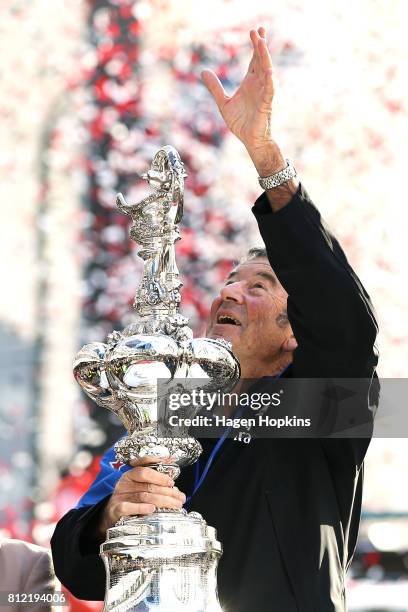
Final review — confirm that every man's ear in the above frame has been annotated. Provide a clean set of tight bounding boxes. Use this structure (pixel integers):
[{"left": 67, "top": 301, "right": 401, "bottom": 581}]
[{"left": 281, "top": 335, "right": 298, "bottom": 353}]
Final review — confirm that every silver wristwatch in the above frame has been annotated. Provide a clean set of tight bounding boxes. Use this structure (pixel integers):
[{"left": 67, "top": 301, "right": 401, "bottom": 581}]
[{"left": 258, "top": 158, "right": 297, "bottom": 190}]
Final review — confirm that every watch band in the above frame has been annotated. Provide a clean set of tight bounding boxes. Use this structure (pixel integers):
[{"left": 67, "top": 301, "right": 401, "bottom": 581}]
[{"left": 258, "top": 159, "right": 297, "bottom": 190}]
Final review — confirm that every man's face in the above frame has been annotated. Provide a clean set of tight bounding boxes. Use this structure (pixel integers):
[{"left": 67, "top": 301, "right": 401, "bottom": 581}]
[{"left": 206, "top": 257, "right": 295, "bottom": 376}]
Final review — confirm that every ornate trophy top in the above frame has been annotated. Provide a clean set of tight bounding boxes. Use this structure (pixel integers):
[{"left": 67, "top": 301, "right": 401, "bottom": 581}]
[{"left": 116, "top": 145, "right": 187, "bottom": 322}]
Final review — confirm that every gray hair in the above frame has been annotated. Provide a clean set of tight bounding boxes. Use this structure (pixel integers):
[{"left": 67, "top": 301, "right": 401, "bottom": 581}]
[{"left": 239, "top": 246, "right": 268, "bottom": 264}]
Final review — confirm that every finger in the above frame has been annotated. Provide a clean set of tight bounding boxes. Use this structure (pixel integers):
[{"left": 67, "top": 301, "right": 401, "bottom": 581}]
[
  {"left": 113, "top": 501, "right": 156, "bottom": 521},
  {"left": 249, "top": 29, "right": 259, "bottom": 64},
  {"left": 116, "top": 483, "right": 186, "bottom": 502},
  {"left": 173, "top": 486, "right": 186, "bottom": 502},
  {"left": 250, "top": 29, "right": 259, "bottom": 47},
  {"left": 258, "top": 37, "right": 273, "bottom": 72},
  {"left": 124, "top": 466, "right": 174, "bottom": 488},
  {"left": 246, "top": 50, "right": 256, "bottom": 75},
  {"left": 118, "top": 491, "right": 185, "bottom": 507},
  {"left": 201, "top": 69, "right": 228, "bottom": 110},
  {"left": 247, "top": 27, "right": 265, "bottom": 75},
  {"left": 133, "top": 492, "right": 184, "bottom": 509},
  {"left": 258, "top": 25, "right": 266, "bottom": 39},
  {"left": 250, "top": 30, "right": 263, "bottom": 79},
  {"left": 261, "top": 68, "right": 275, "bottom": 107}
]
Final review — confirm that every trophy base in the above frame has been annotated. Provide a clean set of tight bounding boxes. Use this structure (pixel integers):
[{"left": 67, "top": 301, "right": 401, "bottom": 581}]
[{"left": 100, "top": 510, "right": 222, "bottom": 612}]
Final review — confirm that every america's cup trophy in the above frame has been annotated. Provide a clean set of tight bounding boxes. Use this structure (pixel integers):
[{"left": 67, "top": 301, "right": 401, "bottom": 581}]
[{"left": 73, "top": 146, "right": 240, "bottom": 611}]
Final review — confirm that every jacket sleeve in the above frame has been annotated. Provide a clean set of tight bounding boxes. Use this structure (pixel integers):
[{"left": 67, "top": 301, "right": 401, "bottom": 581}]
[
  {"left": 252, "top": 184, "right": 379, "bottom": 468},
  {"left": 252, "top": 183, "right": 379, "bottom": 378},
  {"left": 50, "top": 497, "right": 109, "bottom": 601}
]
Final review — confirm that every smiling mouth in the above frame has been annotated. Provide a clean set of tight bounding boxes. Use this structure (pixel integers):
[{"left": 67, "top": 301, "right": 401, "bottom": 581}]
[{"left": 216, "top": 314, "right": 241, "bottom": 326}]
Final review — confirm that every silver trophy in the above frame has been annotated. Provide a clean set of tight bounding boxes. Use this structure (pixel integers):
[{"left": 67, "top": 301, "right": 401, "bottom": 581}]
[{"left": 73, "top": 146, "right": 240, "bottom": 611}]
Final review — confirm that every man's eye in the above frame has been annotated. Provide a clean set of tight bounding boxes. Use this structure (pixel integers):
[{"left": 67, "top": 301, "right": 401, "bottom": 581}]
[{"left": 252, "top": 283, "right": 265, "bottom": 289}]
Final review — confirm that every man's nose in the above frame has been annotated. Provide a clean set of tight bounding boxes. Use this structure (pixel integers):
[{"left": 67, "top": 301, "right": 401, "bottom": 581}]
[{"left": 219, "top": 281, "right": 244, "bottom": 303}]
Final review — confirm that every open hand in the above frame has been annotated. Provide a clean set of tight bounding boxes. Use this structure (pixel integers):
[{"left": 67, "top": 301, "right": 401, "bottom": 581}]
[{"left": 201, "top": 26, "right": 275, "bottom": 152}]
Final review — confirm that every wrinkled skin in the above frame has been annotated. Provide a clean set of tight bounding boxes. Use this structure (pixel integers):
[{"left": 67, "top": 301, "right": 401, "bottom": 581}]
[{"left": 207, "top": 257, "right": 297, "bottom": 378}]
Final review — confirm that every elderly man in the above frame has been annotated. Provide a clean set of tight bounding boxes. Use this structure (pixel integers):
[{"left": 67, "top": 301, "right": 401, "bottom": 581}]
[{"left": 51, "top": 27, "right": 378, "bottom": 611}]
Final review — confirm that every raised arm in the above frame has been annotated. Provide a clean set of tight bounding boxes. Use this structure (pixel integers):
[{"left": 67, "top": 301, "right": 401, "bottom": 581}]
[
  {"left": 201, "top": 26, "right": 378, "bottom": 378},
  {"left": 201, "top": 27, "right": 298, "bottom": 212}
]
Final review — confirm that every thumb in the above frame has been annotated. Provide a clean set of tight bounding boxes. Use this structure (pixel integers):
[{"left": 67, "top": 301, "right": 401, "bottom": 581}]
[{"left": 201, "top": 69, "right": 228, "bottom": 111}]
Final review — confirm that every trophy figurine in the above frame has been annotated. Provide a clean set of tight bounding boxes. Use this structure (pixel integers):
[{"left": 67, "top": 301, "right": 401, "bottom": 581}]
[{"left": 73, "top": 146, "right": 240, "bottom": 611}]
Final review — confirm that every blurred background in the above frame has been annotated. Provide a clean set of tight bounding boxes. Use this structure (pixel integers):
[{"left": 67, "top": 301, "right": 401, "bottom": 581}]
[{"left": 0, "top": 0, "right": 407, "bottom": 609}]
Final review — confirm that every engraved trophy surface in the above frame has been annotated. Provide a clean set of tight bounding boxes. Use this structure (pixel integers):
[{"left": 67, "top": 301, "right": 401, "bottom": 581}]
[{"left": 73, "top": 146, "right": 240, "bottom": 611}]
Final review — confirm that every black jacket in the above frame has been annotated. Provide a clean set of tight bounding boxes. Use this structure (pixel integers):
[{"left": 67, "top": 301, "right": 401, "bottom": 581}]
[{"left": 51, "top": 184, "right": 379, "bottom": 611}]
